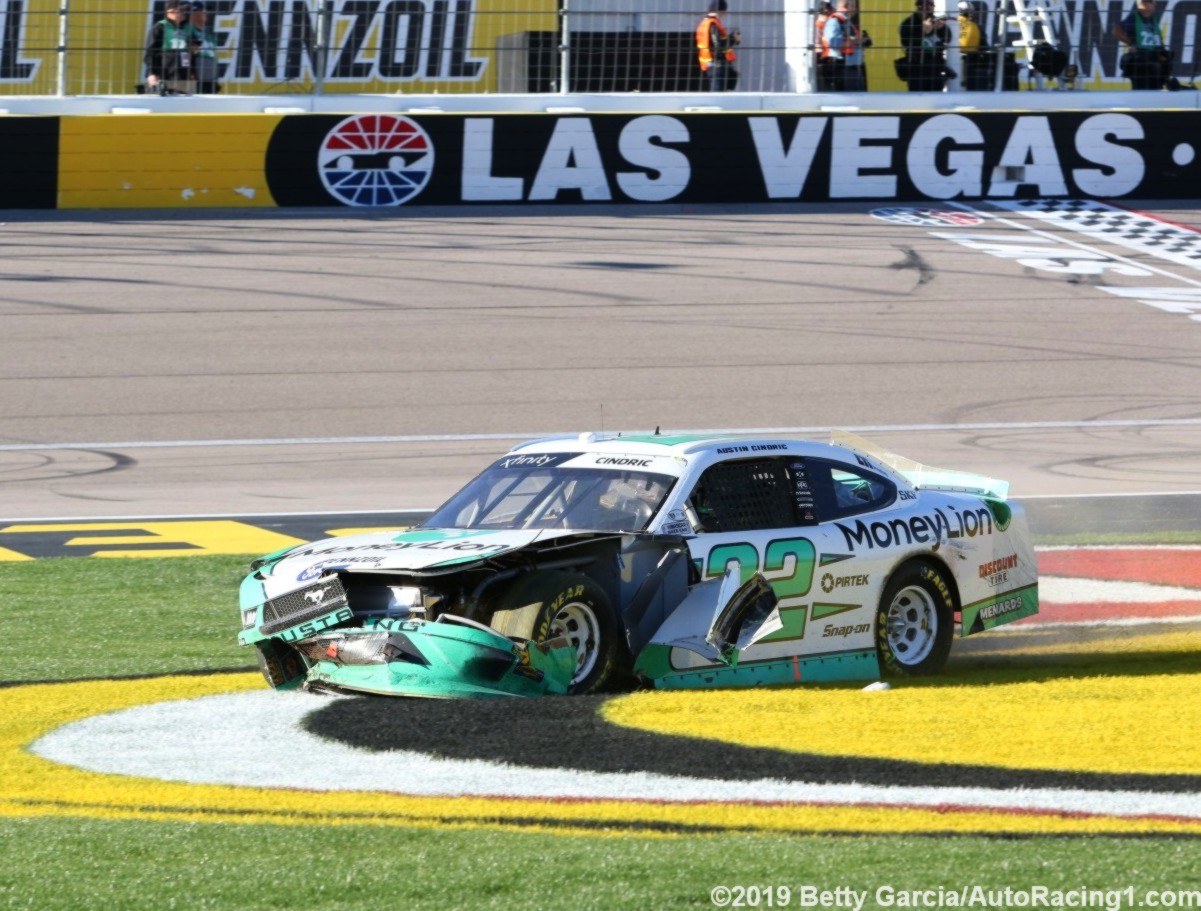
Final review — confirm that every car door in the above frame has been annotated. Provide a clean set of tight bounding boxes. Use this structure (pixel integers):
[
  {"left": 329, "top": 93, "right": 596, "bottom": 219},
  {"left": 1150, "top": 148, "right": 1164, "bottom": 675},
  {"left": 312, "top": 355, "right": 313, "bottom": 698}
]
[
  {"left": 675, "top": 456, "right": 827, "bottom": 668},
  {"left": 677, "top": 454, "right": 897, "bottom": 669}
]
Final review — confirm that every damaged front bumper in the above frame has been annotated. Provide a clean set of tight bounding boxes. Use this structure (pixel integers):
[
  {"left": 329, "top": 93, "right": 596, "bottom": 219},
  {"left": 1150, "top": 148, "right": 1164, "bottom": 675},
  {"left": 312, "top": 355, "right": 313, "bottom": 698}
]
[{"left": 247, "top": 614, "right": 577, "bottom": 698}]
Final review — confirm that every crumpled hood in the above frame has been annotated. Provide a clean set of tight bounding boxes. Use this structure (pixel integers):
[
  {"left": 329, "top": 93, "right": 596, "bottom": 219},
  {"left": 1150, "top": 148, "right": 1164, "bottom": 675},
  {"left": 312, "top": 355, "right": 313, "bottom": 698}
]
[{"left": 261, "top": 527, "right": 575, "bottom": 591}]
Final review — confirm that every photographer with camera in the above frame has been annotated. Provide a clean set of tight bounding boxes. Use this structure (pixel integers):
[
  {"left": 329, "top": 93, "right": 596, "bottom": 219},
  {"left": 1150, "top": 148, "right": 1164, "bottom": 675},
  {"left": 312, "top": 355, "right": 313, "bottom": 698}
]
[
  {"left": 1113, "top": 0, "right": 1172, "bottom": 89},
  {"left": 821, "top": 0, "right": 870, "bottom": 91},
  {"left": 143, "top": 0, "right": 197, "bottom": 95},
  {"left": 899, "top": 0, "right": 951, "bottom": 91}
]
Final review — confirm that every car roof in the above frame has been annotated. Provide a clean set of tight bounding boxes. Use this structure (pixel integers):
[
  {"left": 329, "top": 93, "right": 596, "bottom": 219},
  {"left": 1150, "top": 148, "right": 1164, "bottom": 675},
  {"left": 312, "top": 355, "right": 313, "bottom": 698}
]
[
  {"left": 504, "top": 432, "right": 1008, "bottom": 499},
  {"left": 508, "top": 431, "right": 869, "bottom": 464}
]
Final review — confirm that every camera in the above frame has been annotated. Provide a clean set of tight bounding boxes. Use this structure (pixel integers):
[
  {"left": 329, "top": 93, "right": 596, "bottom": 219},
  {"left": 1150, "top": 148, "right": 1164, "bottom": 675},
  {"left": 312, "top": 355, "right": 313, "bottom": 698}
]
[{"left": 861, "top": 29, "right": 873, "bottom": 47}]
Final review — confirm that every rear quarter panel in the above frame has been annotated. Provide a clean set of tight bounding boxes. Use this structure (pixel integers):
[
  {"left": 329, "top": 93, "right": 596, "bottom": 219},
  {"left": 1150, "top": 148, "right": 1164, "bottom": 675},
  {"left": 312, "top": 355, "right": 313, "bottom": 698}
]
[{"left": 673, "top": 489, "right": 1037, "bottom": 672}]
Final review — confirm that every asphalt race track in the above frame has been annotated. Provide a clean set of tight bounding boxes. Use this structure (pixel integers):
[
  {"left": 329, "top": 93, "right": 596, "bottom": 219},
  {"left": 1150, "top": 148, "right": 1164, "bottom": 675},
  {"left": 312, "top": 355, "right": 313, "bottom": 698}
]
[{"left": 2, "top": 199, "right": 1200, "bottom": 521}]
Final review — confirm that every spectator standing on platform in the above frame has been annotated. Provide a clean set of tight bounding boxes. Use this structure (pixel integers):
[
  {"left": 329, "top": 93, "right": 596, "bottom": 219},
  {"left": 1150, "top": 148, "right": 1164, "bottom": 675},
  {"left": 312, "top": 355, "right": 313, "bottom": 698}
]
[
  {"left": 190, "top": 2, "right": 220, "bottom": 93},
  {"left": 1113, "top": 0, "right": 1172, "bottom": 89},
  {"left": 815, "top": 2, "right": 836, "bottom": 90},
  {"left": 958, "top": 0, "right": 992, "bottom": 90},
  {"left": 821, "top": 0, "right": 869, "bottom": 91},
  {"left": 899, "top": 0, "right": 950, "bottom": 91},
  {"left": 696, "top": 0, "right": 741, "bottom": 91},
  {"left": 144, "top": 0, "right": 196, "bottom": 94}
]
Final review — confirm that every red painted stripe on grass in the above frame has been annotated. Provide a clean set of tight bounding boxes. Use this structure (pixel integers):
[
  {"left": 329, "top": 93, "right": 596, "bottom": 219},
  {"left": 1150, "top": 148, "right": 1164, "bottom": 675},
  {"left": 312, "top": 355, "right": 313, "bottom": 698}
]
[
  {"left": 1037, "top": 548, "right": 1201, "bottom": 589},
  {"left": 1017, "top": 599, "right": 1201, "bottom": 624}
]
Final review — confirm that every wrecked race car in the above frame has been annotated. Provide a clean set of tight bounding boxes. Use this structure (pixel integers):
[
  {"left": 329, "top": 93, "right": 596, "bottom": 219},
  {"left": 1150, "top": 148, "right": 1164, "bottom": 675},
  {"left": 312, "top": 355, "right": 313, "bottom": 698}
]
[{"left": 238, "top": 431, "right": 1039, "bottom": 697}]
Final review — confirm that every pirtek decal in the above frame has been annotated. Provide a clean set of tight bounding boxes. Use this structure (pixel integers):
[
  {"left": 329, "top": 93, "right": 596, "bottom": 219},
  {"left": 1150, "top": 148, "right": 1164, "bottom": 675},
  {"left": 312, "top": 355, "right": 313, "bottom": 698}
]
[
  {"left": 821, "top": 572, "right": 869, "bottom": 593},
  {"left": 835, "top": 505, "right": 994, "bottom": 551}
]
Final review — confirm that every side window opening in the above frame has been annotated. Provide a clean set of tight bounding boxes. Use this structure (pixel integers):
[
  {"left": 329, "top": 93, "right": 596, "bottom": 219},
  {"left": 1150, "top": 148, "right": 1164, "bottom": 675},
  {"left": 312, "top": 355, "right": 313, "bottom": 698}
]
[
  {"left": 685, "top": 458, "right": 802, "bottom": 533},
  {"left": 821, "top": 462, "right": 896, "bottom": 519}
]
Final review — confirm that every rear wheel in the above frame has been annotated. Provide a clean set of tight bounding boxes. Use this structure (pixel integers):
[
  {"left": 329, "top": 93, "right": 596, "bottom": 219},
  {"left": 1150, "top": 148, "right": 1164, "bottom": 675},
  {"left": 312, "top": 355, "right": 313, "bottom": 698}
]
[
  {"left": 875, "top": 560, "right": 954, "bottom": 676},
  {"left": 482, "top": 572, "right": 627, "bottom": 694}
]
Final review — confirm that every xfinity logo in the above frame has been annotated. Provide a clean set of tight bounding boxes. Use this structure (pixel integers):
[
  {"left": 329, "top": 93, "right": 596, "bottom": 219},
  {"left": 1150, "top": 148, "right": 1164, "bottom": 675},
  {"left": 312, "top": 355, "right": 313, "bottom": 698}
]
[{"left": 499, "top": 454, "right": 557, "bottom": 469}]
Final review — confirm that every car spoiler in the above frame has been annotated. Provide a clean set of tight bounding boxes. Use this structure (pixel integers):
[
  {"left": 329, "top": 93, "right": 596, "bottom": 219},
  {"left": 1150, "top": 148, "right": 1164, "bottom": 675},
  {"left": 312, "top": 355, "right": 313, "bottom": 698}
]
[{"left": 831, "top": 430, "right": 1010, "bottom": 500}]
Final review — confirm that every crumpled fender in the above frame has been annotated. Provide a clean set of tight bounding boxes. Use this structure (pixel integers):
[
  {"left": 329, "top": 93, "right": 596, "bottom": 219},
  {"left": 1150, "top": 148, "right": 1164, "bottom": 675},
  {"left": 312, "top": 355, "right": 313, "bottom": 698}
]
[
  {"left": 633, "top": 568, "right": 781, "bottom": 675},
  {"left": 295, "top": 615, "right": 577, "bottom": 698}
]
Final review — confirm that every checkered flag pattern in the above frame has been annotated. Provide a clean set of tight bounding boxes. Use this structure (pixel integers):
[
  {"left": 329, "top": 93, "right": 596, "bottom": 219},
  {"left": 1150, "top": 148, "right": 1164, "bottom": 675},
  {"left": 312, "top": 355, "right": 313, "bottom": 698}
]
[{"left": 998, "top": 200, "right": 1201, "bottom": 269}]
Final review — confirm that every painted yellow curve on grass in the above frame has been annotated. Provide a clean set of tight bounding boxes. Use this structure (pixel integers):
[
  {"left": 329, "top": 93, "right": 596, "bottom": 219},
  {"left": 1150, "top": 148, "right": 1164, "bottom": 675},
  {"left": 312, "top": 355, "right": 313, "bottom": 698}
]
[
  {"left": 603, "top": 663, "right": 1201, "bottom": 776},
  {"left": 3, "top": 674, "right": 1199, "bottom": 836}
]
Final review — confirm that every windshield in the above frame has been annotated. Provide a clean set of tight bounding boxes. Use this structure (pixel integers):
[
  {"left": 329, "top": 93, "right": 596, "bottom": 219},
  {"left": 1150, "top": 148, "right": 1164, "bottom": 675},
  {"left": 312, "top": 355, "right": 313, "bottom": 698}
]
[{"left": 424, "top": 456, "right": 676, "bottom": 533}]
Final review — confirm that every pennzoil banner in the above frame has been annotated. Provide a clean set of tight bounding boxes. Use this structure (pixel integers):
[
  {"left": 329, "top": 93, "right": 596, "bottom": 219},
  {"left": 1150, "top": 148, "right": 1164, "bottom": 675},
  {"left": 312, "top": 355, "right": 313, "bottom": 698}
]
[
  {"left": 1, "top": 0, "right": 1199, "bottom": 95},
  {"left": 27, "top": 109, "right": 1201, "bottom": 210},
  {"left": 2, "top": 0, "right": 556, "bottom": 95}
]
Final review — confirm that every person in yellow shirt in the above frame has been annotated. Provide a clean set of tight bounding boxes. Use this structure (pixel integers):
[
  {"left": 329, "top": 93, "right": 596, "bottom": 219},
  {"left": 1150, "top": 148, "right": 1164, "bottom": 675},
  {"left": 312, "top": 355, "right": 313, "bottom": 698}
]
[{"left": 957, "top": 0, "right": 991, "bottom": 89}]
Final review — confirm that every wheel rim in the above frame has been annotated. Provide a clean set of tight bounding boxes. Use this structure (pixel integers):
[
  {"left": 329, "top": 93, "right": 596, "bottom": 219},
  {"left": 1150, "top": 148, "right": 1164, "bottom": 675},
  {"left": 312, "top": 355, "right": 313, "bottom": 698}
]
[
  {"left": 884, "top": 584, "right": 939, "bottom": 666},
  {"left": 550, "top": 600, "right": 601, "bottom": 684}
]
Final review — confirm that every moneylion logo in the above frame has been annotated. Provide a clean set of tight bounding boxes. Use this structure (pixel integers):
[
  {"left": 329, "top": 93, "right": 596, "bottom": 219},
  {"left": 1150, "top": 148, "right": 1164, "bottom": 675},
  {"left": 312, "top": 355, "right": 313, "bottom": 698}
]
[{"left": 318, "top": 114, "right": 435, "bottom": 207}]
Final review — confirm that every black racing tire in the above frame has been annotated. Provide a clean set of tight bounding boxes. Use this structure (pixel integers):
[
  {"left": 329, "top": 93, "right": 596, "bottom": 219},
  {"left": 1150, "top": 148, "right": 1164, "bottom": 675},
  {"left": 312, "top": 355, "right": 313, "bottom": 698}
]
[
  {"left": 484, "top": 571, "right": 628, "bottom": 694},
  {"left": 875, "top": 560, "right": 955, "bottom": 676}
]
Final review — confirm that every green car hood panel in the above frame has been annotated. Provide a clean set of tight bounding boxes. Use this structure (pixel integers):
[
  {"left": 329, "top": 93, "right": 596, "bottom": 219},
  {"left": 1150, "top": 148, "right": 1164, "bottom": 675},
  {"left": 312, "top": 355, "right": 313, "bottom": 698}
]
[{"left": 259, "top": 527, "right": 583, "bottom": 595}]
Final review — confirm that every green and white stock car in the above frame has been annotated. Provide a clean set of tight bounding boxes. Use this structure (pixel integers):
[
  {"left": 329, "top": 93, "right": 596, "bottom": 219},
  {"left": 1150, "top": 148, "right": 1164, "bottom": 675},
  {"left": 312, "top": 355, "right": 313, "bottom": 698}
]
[{"left": 239, "top": 431, "right": 1038, "bottom": 697}]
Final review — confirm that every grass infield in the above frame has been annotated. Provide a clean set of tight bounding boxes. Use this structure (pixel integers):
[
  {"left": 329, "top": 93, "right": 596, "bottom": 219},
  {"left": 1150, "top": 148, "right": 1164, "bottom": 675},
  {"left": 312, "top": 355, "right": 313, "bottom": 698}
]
[{"left": 2, "top": 555, "right": 1199, "bottom": 910}]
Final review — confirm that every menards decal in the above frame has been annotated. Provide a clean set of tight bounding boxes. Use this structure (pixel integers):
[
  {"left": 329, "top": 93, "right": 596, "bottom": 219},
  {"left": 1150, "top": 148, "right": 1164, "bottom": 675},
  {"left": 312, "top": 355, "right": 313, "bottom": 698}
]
[{"left": 962, "top": 585, "right": 1039, "bottom": 634}]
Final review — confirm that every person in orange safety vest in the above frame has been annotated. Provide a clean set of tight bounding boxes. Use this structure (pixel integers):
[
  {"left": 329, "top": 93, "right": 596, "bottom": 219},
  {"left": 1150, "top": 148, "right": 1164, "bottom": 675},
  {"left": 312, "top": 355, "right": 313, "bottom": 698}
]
[
  {"left": 820, "top": 0, "right": 868, "bottom": 91},
  {"left": 696, "top": 0, "right": 740, "bottom": 91}
]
